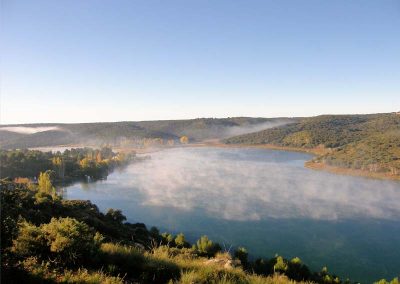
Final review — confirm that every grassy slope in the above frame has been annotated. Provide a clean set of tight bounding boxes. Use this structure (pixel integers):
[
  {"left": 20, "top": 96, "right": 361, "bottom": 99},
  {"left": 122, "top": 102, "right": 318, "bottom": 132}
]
[{"left": 224, "top": 113, "right": 400, "bottom": 179}]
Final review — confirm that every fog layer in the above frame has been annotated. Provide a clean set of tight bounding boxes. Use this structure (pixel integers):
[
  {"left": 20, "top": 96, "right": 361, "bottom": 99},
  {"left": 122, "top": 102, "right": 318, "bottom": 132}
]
[
  {"left": 0, "top": 126, "right": 60, "bottom": 134},
  {"left": 100, "top": 147, "right": 400, "bottom": 221}
]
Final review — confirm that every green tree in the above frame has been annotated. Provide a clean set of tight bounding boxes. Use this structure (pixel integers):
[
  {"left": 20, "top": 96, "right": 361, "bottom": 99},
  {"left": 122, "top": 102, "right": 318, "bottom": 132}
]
[
  {"left": 287, "top": 257, "right": 311, "bottom": 281},
  {"left": 194, "top": 235, "right": 221, "bottom": 257},
  {"left": 38, "top": 171, "right": 56, "bottom": 196},
  {"left": 12, "top": 221, "right": 47, "bottom": 257},
  {"left": 274, "top": 256, "right": 288, "bottom": 273},
  {"left": 52, "top": 156, "right": 65, "bottom": 179},
  {"left": 290, "top": 257, "right": 302, "bottom": 265},
  {"left": 105, "top": 209, "right": 126, "bottom": 224},
  {"left": 234, "top": 247, "right": 249, "bottom": 268},
  {"left": 79, "top": 157, "right": 91, "bottom": 169},
  {"left": 36, "top": 171, "right": 57, "bottom": 202},
  {"left": 174, "top": 233, "right": 187, "bottom": 248},
  {"left": 161, "top": 232, "right": 175, "bottom": 246},
  {"left": 41, "top": 217, "right": 99, "bottom": 265}
]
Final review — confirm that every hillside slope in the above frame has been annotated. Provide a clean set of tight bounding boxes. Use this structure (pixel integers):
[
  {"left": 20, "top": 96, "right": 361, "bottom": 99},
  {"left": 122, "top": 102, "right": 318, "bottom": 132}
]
[
  {"left": 0, "top": 117, "right": 294, "bottom": 149},
  {"left": 224, "top": 113, "right": 400, "bottom": 179}
]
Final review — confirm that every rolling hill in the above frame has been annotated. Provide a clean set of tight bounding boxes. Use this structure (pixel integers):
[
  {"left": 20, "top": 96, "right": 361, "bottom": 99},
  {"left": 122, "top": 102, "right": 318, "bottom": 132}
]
[
  {"left": 0, "top": 117, "right": 294, "bottom": 149},
  {"left": 224, "top": 113, "right": 400, "bottom": 178}
]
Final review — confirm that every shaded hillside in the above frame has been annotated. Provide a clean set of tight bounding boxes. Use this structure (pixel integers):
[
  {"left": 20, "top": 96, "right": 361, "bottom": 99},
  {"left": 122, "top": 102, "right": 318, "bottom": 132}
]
[
  {"left": 0, "top": 117, "right": 294, "bottom": 149},
  {"left": 224, "top": 113, "right": 400, "bottom": 178},
  {"left": 0, "top": 131, "right": 27, "bottom": 144}
]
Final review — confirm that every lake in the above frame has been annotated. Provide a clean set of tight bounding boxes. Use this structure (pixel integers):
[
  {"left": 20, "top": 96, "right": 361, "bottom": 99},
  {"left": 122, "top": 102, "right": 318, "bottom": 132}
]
[{"left": 63, "top": 147, "right": 400, "bottom": 283}]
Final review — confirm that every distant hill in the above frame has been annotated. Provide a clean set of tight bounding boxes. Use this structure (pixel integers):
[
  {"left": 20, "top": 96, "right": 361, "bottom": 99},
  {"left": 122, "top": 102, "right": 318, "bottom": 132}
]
[
  {"left": 0, "top": 117, "right": 294, "bottom": 149},
  {"left": 224, "top": 113, "right": 400, "bottom": 178}
]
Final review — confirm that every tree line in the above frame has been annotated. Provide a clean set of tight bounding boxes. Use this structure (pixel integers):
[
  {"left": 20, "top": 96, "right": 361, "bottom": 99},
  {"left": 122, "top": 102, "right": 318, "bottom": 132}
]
[{"left": 0, "top": 147, "right": 134, "bottom": 184}]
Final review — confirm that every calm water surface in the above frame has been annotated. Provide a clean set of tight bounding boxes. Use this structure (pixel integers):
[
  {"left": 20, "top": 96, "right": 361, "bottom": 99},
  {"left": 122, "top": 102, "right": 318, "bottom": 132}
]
[{"left": 64, "top": 147, "right": 400, "bottom": 283}]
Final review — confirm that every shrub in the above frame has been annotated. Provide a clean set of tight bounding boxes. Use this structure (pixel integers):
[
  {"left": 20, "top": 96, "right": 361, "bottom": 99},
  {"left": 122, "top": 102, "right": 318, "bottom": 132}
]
[
  {"left": 193, "top": 235, "right": 221, "bottom": 257},
  {"left": 175, "top": 233, "right": 189, "bottom": 248},
  {"left": 375, "top": 278, "right": 399, "bottom": 284},
  {"left": 287, "top": 257, "right": 311, "bottom": 281},
  {"left": 234, "top": 247, "right": 249, "bottom": 268},
  {"left": 105, "top": 209, "right": 126, "bottom": 224},
  {"left": 12, "top": 221, "right": 47, "bottom": 258},
  {"left": 161, "top": 232, "right": 175, "bottom": 246},
  {"left": 41, "top": 217, "right": 99, "bottom": 265},
  {"left": 274, "top": 256, "right": 288, "bottom": 273}
]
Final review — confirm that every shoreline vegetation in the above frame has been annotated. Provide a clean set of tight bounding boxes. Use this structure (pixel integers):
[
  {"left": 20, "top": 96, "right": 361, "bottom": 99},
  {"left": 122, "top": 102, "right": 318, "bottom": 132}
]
[
  {"left": 222, "top": 113, "right": 400, "bottom": 182},
  {"left": 191, "top": 141, "right": 400, "bottom": 181},
  {"left": 0, "top": 147, "right": 135, "bottom": 186},
  {"left": 304, "top": 161, "right": 400, "bottom": 181},
  {"left": 27, "top": 141, "right": 400, "bottom": 181}
]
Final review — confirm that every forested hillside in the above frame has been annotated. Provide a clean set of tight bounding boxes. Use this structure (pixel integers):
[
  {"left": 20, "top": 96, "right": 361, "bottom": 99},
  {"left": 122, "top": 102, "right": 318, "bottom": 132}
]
[
  {"left": 0, "top": 117, "right": 293, "bottom": 149},
  {"left": 224, "top": 113, "right": 400, "bottom": 178}
]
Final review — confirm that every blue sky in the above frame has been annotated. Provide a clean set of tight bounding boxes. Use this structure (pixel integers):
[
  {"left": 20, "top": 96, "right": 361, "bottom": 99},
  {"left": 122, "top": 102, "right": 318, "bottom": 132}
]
[{"left": 1, "top": 0, "right": 399, "bottom": 123}]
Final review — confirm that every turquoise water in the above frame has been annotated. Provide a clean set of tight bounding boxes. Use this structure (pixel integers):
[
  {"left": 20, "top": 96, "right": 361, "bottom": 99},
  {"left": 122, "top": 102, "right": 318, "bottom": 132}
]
[{"left": 64, "top": 147, "right": 400, "bottom": 283}]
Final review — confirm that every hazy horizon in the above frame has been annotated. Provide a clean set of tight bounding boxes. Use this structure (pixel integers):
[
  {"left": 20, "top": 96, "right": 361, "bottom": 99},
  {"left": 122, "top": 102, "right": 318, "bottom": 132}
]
[{"left": 1, "top": 110, "right": 399, "bottom": 126}]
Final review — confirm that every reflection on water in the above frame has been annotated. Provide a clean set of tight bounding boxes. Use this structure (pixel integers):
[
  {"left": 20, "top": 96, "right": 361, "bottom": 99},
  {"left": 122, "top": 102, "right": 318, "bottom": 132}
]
[{"left": 64, "top": 147, "right": 400, "bottom": 283}]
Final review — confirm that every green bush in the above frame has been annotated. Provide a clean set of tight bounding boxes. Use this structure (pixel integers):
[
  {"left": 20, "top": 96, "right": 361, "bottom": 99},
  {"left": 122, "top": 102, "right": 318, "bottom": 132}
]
[
  {"left": 41, "top": 217, "right": 100, "bottom": 265},
  {"left": 105, "top": 209, "right": 126, "bottom": 224},
  {"left": 193, "top": 235, "right": 221, "bottom": 257},
  {"left": 12, "top": 221, "right": 47, "bottom": 258},
  {"left": 175, "top": 233, "right": 189, "bottom": 248},
  {"left": 234, "top": 247, "right": 249, "bottom": 268},
  {"left": 374, "top": 278, "right": 400, "bottom": 284}
]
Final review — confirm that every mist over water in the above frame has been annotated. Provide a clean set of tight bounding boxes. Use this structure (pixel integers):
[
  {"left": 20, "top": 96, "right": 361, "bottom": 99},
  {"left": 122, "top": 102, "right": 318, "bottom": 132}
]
[
  {"left": 64, "top": 147, "right": 400, "bottom": 282},
  {"left": 220, "top": 120, "right": 293, "bottom": 138}
]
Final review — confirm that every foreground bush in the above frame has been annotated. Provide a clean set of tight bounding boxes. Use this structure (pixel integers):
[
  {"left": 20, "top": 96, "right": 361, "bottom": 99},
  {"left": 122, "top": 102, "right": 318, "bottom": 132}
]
[
  {"left": 42, "top": 217, "right": 101, "bottom": 265},
  {"left": 12, "top": 217, "right": 102, "bottom": 266},
  {"left": 12, "top": 221, "right": 47, "bottom": 258}
]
